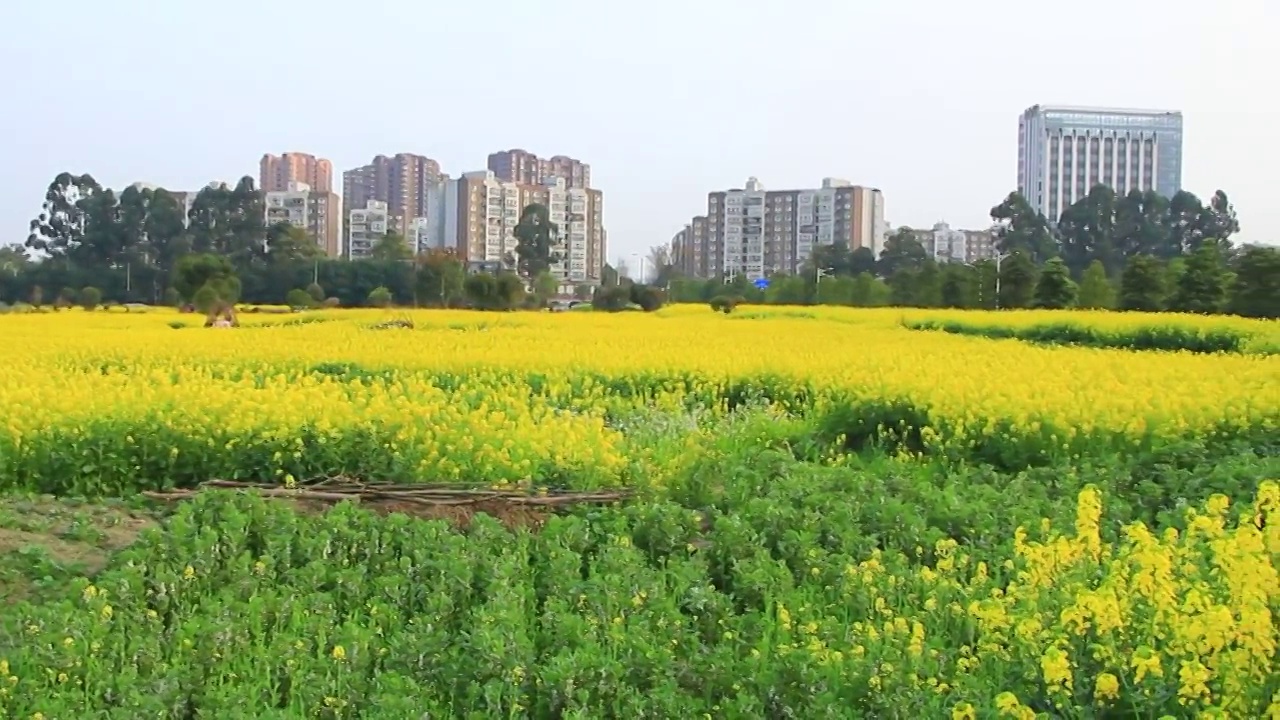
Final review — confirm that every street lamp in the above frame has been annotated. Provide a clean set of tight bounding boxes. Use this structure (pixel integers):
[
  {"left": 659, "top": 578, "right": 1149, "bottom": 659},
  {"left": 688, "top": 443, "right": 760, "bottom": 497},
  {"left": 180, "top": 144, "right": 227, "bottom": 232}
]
[
  {"left": 629, "top": 253, "right": 650, "bottom": 283},
  {"left": 993, "top": 251, "right": 1011, "bottom": 309}
]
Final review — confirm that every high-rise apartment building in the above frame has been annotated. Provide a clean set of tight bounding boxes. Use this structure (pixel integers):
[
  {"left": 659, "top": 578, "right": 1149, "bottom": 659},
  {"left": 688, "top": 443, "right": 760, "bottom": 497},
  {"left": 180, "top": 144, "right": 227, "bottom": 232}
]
[
  {"left": 346, "top": 200, "right": 390, "bottom": 260},
  {"left": 342, "top": 154, "right": 444, "bottom": 229},
  {"left": 1017, "top": 104, "right": 1183, "bottom": 223},
  {"left": 670, "top": 216, "right": 711, "bottom": 279},
  {"left": 424, "top": 170, "right": 605, "bottom": 283},
  {"left": 687, "top": 177, "right": 885, "bottom": 281},
  {"left": 260, "top": 153, "right": 333, "bottom": 193},
  {"left": 487, "top": 149, "right": 591, "bottom": 189},
  {"left": 264, "top": 181, "right": 342, "bottom": 257},
  {"left": 522, "top": 178, "right": 604, "bottom": 284}
]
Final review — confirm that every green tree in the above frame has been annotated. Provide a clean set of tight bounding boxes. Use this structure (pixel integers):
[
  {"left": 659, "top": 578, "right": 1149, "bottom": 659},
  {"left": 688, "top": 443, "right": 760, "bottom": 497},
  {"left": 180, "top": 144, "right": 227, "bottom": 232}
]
[
  {"left": 1168, "top": 243, "right": 1229, "bottom": 314},
  {"left": 227, "top": 176, "right": 267, "bottom": 265},
  {"left": 1113, "top": 190, "right": 1174, "bottom": 259},
  {"left": 1199, "top": 190, "right": 1239, "bottom": 250},
  {"left": 1076, "top": 260, "right": 1115, "bottom": 309},
  {"left": 26, "top": 173, "right": 105, "bottom": 261},
  {"left": 877, "top": 229, "right": 929, "bottom": 278},
  {"left": 142, "top": 188, "right": 192, "bottom": 279},
  {"left": 1033, "top": 257, "right": 1077, "bottom": 309},
  {"left": 187, "top": 183, "right": 233, "bottom": 256},
  {"left": 912, "top": 259, "right": 943, "bottom": 307},
  {"left": 764, "top": 274, "right": 809, "bottom": 304},
  {"left": 849, "top": 272, "right": 889, "bottom": 307},
  {"left": 971, "top": 259, "right": 998, "bottom": 309},
  {"left": 1056, "top": 185, "right": 1117, "bottom": 276},
  {"left": 191, "top": 284, "right": 220, "bottom": 314},
  {"left": 306, "top": 282, "right": 325, "bottom": 302},
  {"left": 266, "top": 222, "right": 323, "bottom": 263},
  {"left": 463, "top": 272, "right": 524, "bottom": 310},
  {"left": 0, "top": 244, "right": 29, "bottom": 276},
  {"left": 1227, "top": 245, "right": 1280, "bottom": 319},
  {"left": 816, "top": 275, "right": 855, "bottom": 305},
  {"left": 1165, "top": 190, "right": 1208, "bottom": 255},
  {"left": 990, "top": 192, "right": 1058, "bottom": 262},
  {"left": 939, "top": 263, "right": 977, "bottom": 308},
  {"left": 414, "top": 250, "right": 465, "bottom": 307},
  {"left": 184, "top": 176, "right": 266, "bottom": 266},
  {"left": 1118, "top": 255, "right": 1167, "bottom": 312},
  {"left": 849, "top": 247, "right": 878, "bottom": 277},
  {"left": 369, "top": 231, "right": 413, "bottom": 263},
  {"left": 533, "top": 271, "right": 560, "bottom": 306},
  {"left": 463, "top": 273, "right": 499, "bottom": 309},
  {"left": 174, "top": 253, "right": 240, "bottom": 304},
  {"left": 513, "top": 203, "right": 559, "bottom": 278},
  {"left": 997, "top": 251, "right": 1038, "bottom": 308}
]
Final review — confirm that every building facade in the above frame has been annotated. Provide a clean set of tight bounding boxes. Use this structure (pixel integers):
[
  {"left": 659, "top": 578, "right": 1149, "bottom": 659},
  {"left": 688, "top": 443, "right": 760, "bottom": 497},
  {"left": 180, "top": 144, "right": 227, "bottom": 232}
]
[
  {"left": 689, "top": 177, "right": 885, "bottom": 282},
  {"left": 487, "top": 149, "right": 591, "bottom": 189},
  {"left": 906, "top": 222, "right": 999, "bottom": 265},
  {"left": 264, "top": 181, "right": 342, "bottom": 257},
  {"left": 1017, "top": 105, "right": 1183, "bottom": 223},
  {"left": 422, "top": 170, "right": 605, "bottom": 284},
  {"left": 260, "top": 153, "right": 333, "bottom": 193},
  {"left": 346, "top": 200, "right": 390, "bottom": 260},
  {"left": 963, "top": 228, "right": 998, "bottom": 262},
  {"left": 342, "top": 153, "right": 444, "bottom": 230}
]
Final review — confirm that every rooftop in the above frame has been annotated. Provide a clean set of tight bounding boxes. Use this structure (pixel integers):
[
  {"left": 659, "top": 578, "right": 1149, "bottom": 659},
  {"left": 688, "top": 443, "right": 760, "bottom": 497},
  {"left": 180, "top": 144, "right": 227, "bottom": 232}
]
[{"left": 1027, "top": 104, "right": 1182, "bottom": 116}]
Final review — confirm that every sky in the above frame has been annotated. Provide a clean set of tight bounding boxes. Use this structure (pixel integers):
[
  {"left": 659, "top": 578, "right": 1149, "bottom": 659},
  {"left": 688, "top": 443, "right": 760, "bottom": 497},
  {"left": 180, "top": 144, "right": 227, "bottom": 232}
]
[{"left": 1, "top": 0, "right": 1277, "bottom": 267}]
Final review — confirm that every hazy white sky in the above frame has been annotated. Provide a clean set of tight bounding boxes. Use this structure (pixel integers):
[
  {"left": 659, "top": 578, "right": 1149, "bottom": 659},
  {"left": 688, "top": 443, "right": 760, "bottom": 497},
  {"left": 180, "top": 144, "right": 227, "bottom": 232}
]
[{"left": 1, "top": 0, "right": 1276, "bottom": 263}]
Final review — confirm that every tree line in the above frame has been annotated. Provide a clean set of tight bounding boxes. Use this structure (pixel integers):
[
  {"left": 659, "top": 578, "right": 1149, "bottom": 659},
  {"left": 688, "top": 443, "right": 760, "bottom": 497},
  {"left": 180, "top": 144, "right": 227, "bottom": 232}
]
[
  {"left": 0, "top": 172, "right": 658, "bottom": 313},
  {"left": 660, "top": 185, "right": 1277, "bottom": 318}
]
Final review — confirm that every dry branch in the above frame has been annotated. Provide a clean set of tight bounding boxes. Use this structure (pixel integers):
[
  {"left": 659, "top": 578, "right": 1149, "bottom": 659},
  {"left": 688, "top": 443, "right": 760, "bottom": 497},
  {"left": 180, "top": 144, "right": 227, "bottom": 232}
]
[{"left": 141, "top": 477, "right": 632, "bottom": 511}]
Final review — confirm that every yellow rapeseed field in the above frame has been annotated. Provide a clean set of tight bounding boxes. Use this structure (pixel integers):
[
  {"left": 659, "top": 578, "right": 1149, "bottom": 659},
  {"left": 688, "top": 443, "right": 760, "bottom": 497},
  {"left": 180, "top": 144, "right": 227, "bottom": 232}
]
[
  {"left": 0, "top": 305, "right": 1277, "bottom": 716},
  {"left": 0, "top": 305, "right": 1276, "bottom": 491}
]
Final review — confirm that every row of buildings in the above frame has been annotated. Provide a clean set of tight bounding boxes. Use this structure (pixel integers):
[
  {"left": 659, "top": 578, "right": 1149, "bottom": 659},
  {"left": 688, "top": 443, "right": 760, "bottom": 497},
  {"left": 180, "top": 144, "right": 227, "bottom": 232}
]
[
  {"left": 670, "top": 104, "right": 1184, "bottom": 281},
  {"left": 257, "top": 149, "right": 606, "bottom": 284},
  {"left": 668, "top": 177, "right": 890, "bottom": 282}
]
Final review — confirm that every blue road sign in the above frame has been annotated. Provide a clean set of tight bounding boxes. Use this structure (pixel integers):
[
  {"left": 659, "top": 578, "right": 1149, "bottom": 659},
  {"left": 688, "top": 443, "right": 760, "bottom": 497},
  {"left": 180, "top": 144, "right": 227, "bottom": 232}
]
[{"left": 753, "top": 277, "right": 770, "bottom": 290}]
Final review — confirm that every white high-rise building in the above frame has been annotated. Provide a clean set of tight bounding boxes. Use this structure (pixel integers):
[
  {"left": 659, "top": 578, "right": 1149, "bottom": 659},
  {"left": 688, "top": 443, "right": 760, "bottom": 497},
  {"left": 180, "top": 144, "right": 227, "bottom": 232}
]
[
  {"left": 264, "top": 181, "right": 341, "bottom": 257},
  {"left": 346, "top": 200, "right": 390, "bottom": 259},
  {"left": 1017, "top": 104, "right": 1184, "bottom": 223}
]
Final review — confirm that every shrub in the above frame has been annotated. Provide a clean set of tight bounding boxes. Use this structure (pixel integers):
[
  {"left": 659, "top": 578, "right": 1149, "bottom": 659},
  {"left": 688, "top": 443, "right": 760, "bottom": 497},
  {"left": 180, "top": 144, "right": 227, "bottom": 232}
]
[
  {"left": 306, "top": 282, "right": 325, "bottom": 303},
  {"left": 629, "top": 284, "right": 665, "bottom": 312},
  {"left": 367, "top": 286, "right": 393, "bottom": 308},
  {"left": 285, "top": 289, "right": 315, "bottom": 310},
  {"left": 80, "top": 286, "right": 103, "bottom": 311},
  {"left": 592, "top": 285, "right": 631, "bottom": 312},
  {"left": 710, "top": 295, "right": 739, "bottom": 314},
  {"left": 162, "top": 287, "right": 182, "bottom": 307},
  {"left": 322, "top": 297, "right": 341, "bottom": 309}
]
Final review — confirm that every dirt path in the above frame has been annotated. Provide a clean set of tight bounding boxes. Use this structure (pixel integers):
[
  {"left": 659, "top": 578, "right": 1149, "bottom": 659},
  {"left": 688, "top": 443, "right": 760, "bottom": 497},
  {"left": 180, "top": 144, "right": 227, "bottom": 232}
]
[{"left": 0, "top": 496, "right": 157, "bottom": 605}]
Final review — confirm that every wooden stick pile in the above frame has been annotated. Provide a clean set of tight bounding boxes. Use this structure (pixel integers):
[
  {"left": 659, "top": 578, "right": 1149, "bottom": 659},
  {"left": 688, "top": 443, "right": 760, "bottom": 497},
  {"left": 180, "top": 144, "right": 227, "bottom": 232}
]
[{"left": 141, "top": 476, "right": 632, "bottom": 509}]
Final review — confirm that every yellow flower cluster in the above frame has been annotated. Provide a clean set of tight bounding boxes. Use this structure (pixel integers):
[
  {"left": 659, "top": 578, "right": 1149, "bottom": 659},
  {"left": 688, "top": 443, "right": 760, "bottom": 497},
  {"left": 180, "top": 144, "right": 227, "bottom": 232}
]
[
  {"left": 806, "top": 481, "right": 1280, "bottom": 716},
  {"left": 0, "top": 307, "right": 1273, "bottom": 484}
]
